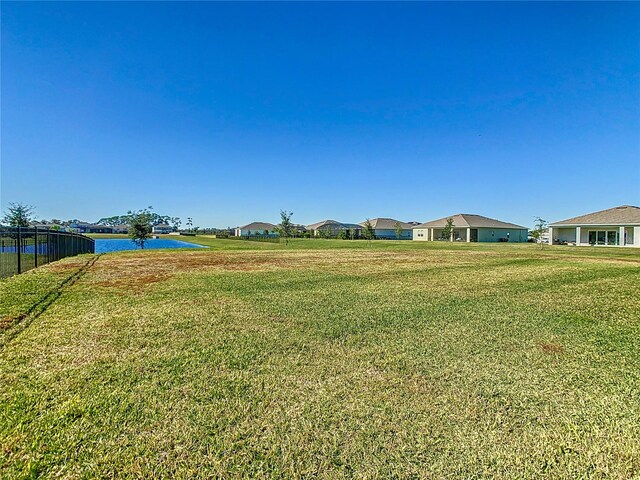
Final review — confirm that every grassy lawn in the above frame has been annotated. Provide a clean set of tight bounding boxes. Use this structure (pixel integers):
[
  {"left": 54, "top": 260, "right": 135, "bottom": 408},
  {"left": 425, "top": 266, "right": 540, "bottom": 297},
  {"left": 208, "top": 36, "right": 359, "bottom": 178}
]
[{"left": 1, "top": 241, "right": 639, "bottom": 477}]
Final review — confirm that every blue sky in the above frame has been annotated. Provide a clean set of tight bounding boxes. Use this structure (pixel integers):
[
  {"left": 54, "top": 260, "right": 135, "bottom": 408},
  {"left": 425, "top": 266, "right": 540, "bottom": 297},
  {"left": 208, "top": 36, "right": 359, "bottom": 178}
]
[{"left": 2, "top": 2, "right": 639, "bottom": 228}]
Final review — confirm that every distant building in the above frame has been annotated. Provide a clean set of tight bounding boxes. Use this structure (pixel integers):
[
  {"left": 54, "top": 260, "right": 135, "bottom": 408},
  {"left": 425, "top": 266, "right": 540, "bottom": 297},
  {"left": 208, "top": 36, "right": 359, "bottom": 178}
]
[
  {"left": 112, "top": 224, "right": 129, "bottom": 234},
  {"left": 69, "top": 222, "right": 114, "bottom": 234},
  {"left": 548, "top": 205, "right": 640, "bottom": 247},
  {"left": 234, "top": 222, "right": 277, "bottom": 237},
  {"left": 413, "top": 214, "right": 528, "bottom": 242},
  {"left": 358, "top": 218, "right": 413, "bottom": 240},
  {"left": 306, "top": 220, "right": 362, "bottom": 237},
  {"left": 152, "top": 224, "right": 173, "bottom": 234}
]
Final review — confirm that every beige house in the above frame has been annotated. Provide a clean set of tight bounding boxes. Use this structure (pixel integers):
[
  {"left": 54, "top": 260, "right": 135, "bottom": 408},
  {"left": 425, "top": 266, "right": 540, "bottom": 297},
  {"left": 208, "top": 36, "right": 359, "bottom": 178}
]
[
  {"left": 413, "top": 214, "right": 528, "bottom": 242},
  {"left": 549, "top": 205, "right": 640, "bottom": 247}
]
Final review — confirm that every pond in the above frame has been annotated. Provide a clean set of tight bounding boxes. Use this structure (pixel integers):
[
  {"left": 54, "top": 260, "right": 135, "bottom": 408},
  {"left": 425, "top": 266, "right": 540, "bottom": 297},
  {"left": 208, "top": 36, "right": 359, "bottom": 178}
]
[{"left": 95, "top": 238, "right": 207, "bottom": 253}]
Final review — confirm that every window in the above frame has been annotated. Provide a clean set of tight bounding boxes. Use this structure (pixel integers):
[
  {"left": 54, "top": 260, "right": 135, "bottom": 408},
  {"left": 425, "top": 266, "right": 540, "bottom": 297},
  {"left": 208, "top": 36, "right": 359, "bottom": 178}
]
[{"left": 588, "top": 230, "right": 618, "bottom": 246}]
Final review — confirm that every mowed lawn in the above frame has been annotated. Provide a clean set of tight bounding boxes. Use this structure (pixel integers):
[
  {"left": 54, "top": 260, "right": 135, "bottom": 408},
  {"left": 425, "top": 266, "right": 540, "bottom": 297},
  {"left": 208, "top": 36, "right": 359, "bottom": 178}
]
[{"left": 1, "top": 240, "right": 639, "bottom": 478}]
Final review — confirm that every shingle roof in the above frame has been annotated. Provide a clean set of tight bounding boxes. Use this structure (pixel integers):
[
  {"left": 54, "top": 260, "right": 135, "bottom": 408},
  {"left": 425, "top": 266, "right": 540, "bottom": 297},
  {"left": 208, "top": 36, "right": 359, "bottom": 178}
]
[
  {"left": 358, "top": 218, "right": 413, "bottom": 229},
  {"left": 239, "top": 222, "right": 276, "bottom": 230},
  {"left": 413, "top": 214, "right": 526, "bottom": 230},
  {"left": 306, "top": 220, "right": 362, "bottom": 230},
  {"left": 549, "top": 205, "right": 640, "bottom": 226},
  {"left": 307, "top": 220, "right": 341, "bottom": 230}
]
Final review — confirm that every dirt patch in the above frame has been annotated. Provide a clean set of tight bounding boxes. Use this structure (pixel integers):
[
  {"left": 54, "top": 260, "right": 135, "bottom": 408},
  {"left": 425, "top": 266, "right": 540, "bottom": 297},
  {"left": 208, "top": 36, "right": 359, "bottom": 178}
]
[
  {"left": 539, "top": 343, "right": 564, "bottom": 354},
  {"left": 87, "top": 251, "right": 299, "bottom": 292},
  {"left": 0, "top": 315, "right": 23, "bottom": 329}
]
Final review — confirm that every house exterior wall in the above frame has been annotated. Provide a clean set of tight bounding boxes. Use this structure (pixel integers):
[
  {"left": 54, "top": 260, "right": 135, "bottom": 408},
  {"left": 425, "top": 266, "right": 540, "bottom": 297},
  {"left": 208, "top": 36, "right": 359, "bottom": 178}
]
[
  {"left": 476, "top": 228, "right": 527, "bottom": 242},
  {"left": 413, "top": 227, "right": 526, "bottom": 242},
  {"left": 413, "top": 228, "right": 428, "bottom": 241},
  {"left": 550, "top": 225, "right": 640, "bottom": 247},
  {"left": 553, "top": 227, "right": 577, "bottom": 243}
]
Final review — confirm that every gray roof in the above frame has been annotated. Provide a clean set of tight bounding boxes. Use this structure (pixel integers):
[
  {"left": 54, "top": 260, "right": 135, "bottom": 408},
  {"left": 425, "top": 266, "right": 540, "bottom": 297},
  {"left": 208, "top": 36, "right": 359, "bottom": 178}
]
[
  {"left": 238, "top": 222, "right": 276, "bottom": 230},
  {"left": 550, "top": 205, "right": 640, "bottom": 227},
  {"left": 307, "top": 219, "right": 342, "bottom": 230},
  {"left": 413, "top": 214, "right": 526, "bottom": 230},
  {"left": 358, "top": 218, "right": 413, "bottom": 230}
]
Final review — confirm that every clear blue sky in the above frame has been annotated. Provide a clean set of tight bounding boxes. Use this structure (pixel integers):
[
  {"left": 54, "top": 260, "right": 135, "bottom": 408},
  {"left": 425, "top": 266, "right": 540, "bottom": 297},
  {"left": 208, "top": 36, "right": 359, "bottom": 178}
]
[{"left": 2, "top": 2, "right": 639, "bottom": 228}]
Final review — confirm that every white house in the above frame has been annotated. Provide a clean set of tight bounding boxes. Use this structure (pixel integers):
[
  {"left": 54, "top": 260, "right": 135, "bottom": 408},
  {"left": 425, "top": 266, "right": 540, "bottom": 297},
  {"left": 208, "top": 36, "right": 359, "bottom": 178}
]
[
  {"left": 413, "top": 214, "right": 528, "bottom": 242},
  {"left": 234, "top": 222, "right": 277, "bottom": 237},
  {"left": 549, "top": 205, "right": 640, "bottom": 247}
]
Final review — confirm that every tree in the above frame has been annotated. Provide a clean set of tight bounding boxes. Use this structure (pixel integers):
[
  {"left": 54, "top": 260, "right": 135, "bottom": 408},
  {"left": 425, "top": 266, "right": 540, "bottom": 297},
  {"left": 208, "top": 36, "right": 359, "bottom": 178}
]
[
  {"left": 1, "top": 202, "right": 35, "bottom": 227},
  {"left": 363, "top": 219, "right": 375, "bottom": 245},
  {"left": 186, "top": 217, "right": 193, "bottom": 232},
  {"left": 127, "top": 208, "right": 154, "bottom": 249},
  {"left": 277, "top": 210, "right": 294, "bottom": 245},
  {"left": 442, "top": 218, "right": 455, "bottom": 242},
  {"left": 530, "top": 217, "right": 548, "bottom": 248},
  {"left": 171, "top": 217, "right": 182, "bottom": 231},
  {"left": 394, "top": 221, "right": 403, "bottom": 240}
]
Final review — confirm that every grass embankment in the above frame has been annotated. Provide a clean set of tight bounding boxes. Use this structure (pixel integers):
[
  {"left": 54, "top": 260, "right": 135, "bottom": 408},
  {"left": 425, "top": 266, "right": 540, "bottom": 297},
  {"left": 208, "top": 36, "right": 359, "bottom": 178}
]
[{"left": 1, "top": 241, "right": 639, "bottom": 477}]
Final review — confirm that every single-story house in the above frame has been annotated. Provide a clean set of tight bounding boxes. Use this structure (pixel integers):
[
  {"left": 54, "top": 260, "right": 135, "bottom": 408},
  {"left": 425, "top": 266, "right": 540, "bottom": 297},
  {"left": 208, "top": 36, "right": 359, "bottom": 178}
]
[
  {"left": 112, "top": 224, "right": 129, "bottom": 234},
  {"left": 413, "top": 214, "right": 528, "bottom": 242},
  {"left": 152, "top": 224, "right": 173, "bottom": 234},
  {"left": 235, "top": 222, "right": 277, "bottom": 237},
  {"left": 358, "top": 218, "right": 414, "bottom": 239},
  {"left": 307, "top": 220, "right": 362, "bottom": 237},
  {"left": 69, "top": 222, "right": 114, "bottom": 234},
  {"left": 548, "top": 205, "right": 640, "bottom": 247}
]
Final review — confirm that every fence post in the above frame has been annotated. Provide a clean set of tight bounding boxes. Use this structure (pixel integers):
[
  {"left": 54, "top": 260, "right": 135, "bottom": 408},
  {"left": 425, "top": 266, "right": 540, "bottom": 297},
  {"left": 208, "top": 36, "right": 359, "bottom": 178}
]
[
  {"left": 34, "top": 226, "right": 38, "bottom": 268},
  {"left": 17, "top": 226, "right": 22, "bottom": 274}
]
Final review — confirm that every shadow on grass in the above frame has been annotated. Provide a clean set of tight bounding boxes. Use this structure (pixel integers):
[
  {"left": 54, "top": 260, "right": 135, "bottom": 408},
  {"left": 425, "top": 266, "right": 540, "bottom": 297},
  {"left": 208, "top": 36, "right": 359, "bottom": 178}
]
[{"left": 0, "top": 255, "right": 100, "bottom": 348}]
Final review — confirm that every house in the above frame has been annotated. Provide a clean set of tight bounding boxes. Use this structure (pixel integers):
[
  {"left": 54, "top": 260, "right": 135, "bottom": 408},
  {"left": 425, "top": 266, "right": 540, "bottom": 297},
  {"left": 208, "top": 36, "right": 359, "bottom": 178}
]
[
  {"left": 234, "top": 222, "right": 277, "bottom": 237},
  {"left": 548, "top": 205, "right": 640, "bottom": 247},
  {"left": 69, "top": 222, "right": 114, "bottom": 234},
  {"left": 358, "top": 218, "right": 413, "bottom": 239},
  {"left": 112, "top": 224, "right": 129, "bottom": 234},
  {"left": 152, "top": 224, "right": 173, "bottom": 234},
  {"left": 413, "top": 214, "right": 528, "bottom": 242},
  {"left": 307, "top": 220, "right": 362, "bottom": 237}
]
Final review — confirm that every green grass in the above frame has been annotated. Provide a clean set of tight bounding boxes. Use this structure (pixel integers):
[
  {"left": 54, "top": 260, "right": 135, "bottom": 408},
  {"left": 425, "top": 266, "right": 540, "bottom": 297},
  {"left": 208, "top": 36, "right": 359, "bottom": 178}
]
[{"left": 1, "top": 241, "right": 639, "bottom": 478}]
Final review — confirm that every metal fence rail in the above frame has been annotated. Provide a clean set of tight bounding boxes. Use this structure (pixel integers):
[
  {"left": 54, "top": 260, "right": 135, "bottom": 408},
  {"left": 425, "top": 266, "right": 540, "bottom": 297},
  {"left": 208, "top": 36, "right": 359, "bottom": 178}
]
[{"left": 0, "top": 227, "right": 95, "bottom": 278}]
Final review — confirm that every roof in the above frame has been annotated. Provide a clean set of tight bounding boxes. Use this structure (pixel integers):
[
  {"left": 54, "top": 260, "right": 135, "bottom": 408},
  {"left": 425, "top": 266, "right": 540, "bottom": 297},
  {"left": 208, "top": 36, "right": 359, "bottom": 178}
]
[
  {"left": 413, "top": 214, "right": 526, "bottom": 230},
  {"left": 238, "top": 222, "right": 276, "bottom": 230},
  {"left": 307, "top": 219, "right": 342, "bottom": 230},
  {"left": 550, "top": 205, "right": 640, "bottom": 227},
  {"left": 306, "top": 220, "right": 362, "bottom": 230},
  {"left": 358, "top": 218, "right": 413, "bottom": 229}
]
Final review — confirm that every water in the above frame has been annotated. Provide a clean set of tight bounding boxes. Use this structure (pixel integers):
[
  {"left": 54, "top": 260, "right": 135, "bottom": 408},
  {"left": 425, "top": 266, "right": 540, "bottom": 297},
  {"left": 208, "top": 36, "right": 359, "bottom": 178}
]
[{"left": 95, "top": 238, "right": 207, "bottom": 253}]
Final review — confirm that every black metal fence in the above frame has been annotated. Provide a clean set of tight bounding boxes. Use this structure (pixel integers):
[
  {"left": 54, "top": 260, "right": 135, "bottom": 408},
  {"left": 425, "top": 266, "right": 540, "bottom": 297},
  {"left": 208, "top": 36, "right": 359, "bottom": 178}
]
[{"left": 0, "top": 227, "right": 95, "bottom": 278}]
